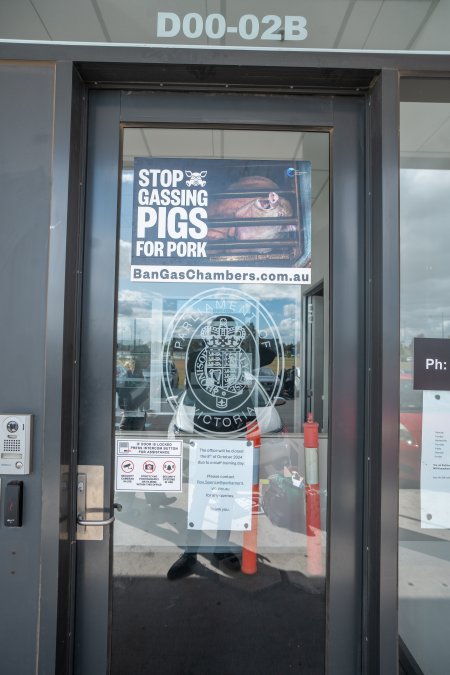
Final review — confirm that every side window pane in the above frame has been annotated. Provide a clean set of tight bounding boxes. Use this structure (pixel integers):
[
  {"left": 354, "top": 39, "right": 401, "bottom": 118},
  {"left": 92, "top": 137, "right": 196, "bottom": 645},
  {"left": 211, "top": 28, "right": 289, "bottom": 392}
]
[{"left": 399, "top": 87, "right": 450, "bottom": 674}]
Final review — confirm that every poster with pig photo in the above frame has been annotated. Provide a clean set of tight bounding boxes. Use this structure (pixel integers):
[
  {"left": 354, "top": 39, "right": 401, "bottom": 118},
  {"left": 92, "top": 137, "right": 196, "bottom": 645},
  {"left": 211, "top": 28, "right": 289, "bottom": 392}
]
[{"left": 131, "top": 157, "right": 311, "bottom": 285}]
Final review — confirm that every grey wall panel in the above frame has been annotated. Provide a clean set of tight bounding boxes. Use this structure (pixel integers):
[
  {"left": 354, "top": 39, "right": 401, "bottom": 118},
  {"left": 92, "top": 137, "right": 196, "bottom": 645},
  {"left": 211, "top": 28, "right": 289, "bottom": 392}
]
[
  {"left": 0, "top": 63, "right": 54, "bottom": 675},
  {"left": 0, "top": 41, "right": 449, "bottom": 80}
]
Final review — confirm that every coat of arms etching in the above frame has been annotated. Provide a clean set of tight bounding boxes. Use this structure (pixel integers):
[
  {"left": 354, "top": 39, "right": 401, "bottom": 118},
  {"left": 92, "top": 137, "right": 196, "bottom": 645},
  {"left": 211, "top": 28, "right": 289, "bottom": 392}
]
[{"left": 194, "top": 317, "right": 251, "bottom": 410}]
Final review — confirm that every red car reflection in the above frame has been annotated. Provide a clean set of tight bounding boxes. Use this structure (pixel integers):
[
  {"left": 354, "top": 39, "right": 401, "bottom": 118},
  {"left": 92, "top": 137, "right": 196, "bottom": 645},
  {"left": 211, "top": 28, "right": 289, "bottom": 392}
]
[{"left": 399, "top": 373, "right": 422, "bottom": 488}]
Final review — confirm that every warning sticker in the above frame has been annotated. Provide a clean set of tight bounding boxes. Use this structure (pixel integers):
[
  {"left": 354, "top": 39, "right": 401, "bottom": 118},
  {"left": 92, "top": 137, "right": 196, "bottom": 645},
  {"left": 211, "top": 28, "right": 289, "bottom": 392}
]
[
  {"left": 116, "top": 439, "right": 182, "bottom": 456},
  {"left": 115, "top": 438, "right": 182, "bottom": 492}
]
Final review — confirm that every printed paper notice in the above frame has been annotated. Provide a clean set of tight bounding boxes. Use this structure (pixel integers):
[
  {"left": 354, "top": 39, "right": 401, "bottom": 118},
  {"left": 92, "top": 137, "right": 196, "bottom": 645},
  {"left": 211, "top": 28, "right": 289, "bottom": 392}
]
[
  {"left": 421, "top": 391, "right": 450, "bottom": 528},
  {"left": 187, "top": 439, "right": 253, "bottom": 531},
  {"left": 115, "top": 438, "right": 182, "bottom": 492}
]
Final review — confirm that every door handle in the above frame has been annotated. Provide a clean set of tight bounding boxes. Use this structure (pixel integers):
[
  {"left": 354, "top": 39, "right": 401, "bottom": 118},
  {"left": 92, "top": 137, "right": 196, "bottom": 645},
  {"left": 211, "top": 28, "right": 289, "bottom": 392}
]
[
  {"left": 76, "top": 467, "right": 119, "bottom": 540},
  {"left": 76, "top": 502, "right": 122, "bottom": 527},
  {"left": 76, "top": 512, "right": 115, "bottom": 527}
]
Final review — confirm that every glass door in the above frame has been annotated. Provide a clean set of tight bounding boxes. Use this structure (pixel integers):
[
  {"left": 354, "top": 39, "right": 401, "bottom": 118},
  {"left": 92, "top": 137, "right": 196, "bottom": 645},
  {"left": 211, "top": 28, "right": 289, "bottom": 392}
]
[{"left": 75, "top": 91, "right": 365, "bottom": 675}]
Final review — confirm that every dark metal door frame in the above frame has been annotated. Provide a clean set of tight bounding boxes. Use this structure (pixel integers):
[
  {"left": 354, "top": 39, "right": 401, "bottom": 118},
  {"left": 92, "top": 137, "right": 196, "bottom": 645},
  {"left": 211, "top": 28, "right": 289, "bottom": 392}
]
[{"left": 75, "top": 88, "right": 367, "bottom": 675}]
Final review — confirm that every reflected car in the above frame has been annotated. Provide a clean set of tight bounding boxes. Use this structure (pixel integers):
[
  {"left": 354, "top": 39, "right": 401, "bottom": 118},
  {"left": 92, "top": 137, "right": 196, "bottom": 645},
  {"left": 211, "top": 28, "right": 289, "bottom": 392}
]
[
  {"left": 116, "top": 366, "right": 150, "bottom": 412},
  {"left": 142, "top": 359, "right": 180, "bottom": 391},
  {"left": 258, "top": 367, "right": 282, "bottom": 396},
  {"left": 399, "top": 373, "right": 422, "bottom": 489},
  {"left": 167, "top": 382, "right": 297, "bottom": 479}
]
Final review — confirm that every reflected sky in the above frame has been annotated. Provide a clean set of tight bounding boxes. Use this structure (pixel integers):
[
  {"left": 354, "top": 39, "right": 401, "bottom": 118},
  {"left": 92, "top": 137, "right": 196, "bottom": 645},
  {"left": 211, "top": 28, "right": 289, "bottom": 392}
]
[
  {"left": 117, "top": 284, "right": 299, "bottom": 346},
  {"left": 401, "top": 168, "right": 450, "bottom": 344}
]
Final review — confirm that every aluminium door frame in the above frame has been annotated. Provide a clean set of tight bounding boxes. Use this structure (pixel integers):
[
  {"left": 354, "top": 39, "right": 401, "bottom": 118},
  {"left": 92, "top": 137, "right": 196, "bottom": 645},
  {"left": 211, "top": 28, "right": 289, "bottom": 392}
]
[
  {"left": 68, "top": 78, "right": 398, "bottom": 675},
  {"left": 364, "top": 71, "right": 400, "bottom": 675}
]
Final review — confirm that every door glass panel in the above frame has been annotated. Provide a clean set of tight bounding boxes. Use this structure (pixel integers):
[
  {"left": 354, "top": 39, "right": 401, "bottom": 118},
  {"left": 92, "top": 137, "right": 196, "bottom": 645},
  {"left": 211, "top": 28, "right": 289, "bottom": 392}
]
[
  {"left": 112, "top": 127, "right": 329, "bottom": 674},
  {"left": 399, "top": 87, "right": 450, "bottom": 674}
]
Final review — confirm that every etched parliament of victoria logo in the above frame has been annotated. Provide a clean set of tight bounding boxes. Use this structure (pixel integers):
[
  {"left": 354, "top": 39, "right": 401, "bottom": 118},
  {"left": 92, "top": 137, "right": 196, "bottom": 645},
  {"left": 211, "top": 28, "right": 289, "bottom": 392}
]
[{"left": 162, "top": 287, "right": 284, "bottom": 435}]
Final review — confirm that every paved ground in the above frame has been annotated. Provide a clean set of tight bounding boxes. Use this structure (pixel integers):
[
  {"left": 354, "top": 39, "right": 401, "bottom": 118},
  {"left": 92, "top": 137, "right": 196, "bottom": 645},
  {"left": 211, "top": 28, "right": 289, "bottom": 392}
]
[
  {"left": 112, "top": 551, "right": 325, "bottom": 675},
  {"left": 109, "top": 479, "right": 450, "bottom": 674},
  {"left": 398, "top": 488, "right": 450, "bottom": 674},
  {"left": 111, "top": 491, "right": 326, "bottom": 675}
]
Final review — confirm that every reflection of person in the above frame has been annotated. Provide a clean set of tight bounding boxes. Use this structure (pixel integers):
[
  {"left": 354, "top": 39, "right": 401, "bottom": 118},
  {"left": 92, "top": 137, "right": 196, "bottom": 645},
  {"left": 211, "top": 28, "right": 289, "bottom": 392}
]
[
  {"left": 281, "top": 367, "right": 295, "bottom": 399},
  {"left": 117, "top": 358, "right": 148, "bottom": 430},
  {"left": 117, "top": 359, "right": 175, "bottom": 508},
  {"left": 167, "top": 315, "right": 276, "bottom": 580}
]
